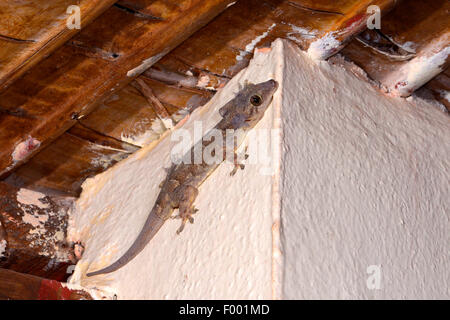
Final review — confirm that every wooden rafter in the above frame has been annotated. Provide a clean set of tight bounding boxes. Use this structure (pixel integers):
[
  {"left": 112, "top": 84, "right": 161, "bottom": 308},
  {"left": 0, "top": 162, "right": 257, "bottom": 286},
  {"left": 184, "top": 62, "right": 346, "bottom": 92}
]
[
  {"left": 0, "top": 0, "right": 236, "bottom": 178},
  {"left": 342, "top": 0, "right": 450, "bottom": 96},
  {"left": 0, "top": 0, "right": 117, "bottom": 92},
  {"left": 0, "top": 268, "right": 92, "bottom": 300}
]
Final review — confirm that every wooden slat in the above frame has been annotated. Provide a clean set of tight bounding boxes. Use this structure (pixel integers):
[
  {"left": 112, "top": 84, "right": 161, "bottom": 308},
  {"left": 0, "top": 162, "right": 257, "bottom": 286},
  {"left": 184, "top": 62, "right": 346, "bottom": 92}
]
[
  {"left": 0, "top": 0, "right": 117, "bottom": 92},
  {"left": 0, "top": 182, "right": 73, "bottom": 280},
  {"left": 0, "top": 268, "right": 92, "bottom": 300},
  {"left": 0, "top": 0, "right": 236, "bottom": 178},
  {"left": 295, "top": 0, "right": 399, "bottom": 60},
  {"left": 8, "top": 127, "right": 136, "bottom": 196},
  {"left": 143, "top": 0, "right": 336, "bottom": 91},
  {"left": 79, "top": 78, "right": 213, "bottom": 146},
  {"left": 342, "top": 0, "right": 450, "bottom": 96},
  {"left": 421, "top": 68, "right": 450, "bottom": 112}
]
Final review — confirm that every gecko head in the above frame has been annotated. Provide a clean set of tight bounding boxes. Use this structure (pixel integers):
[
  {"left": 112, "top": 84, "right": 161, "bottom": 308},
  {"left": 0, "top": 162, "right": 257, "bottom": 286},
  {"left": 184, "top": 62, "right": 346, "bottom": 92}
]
[{"left": 219, "top": 79, "right": 279, "bottom": 129}]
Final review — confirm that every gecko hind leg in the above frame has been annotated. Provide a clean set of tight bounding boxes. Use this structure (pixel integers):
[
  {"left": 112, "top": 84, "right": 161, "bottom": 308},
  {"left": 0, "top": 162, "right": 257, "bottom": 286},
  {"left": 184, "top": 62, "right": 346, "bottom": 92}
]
[
  {"left": 230, "top": 146, "right": 249, "bottom": 176},
  {"left": 170, "top": 184, "right": 199, "bottom": 234}
]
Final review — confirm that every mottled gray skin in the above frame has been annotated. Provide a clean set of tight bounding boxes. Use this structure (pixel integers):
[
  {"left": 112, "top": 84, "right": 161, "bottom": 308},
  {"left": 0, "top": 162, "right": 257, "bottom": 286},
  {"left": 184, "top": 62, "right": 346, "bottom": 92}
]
[{"left": 86, "top": 79, "right": 278, "bottom": 277}]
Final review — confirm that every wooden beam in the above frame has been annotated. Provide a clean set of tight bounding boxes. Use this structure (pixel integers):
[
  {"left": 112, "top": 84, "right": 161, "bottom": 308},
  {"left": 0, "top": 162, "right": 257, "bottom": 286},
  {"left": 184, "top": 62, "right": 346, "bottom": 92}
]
[
  {"left": 0, "top": 0, "right": 117, "bottom": 92},
  {"left": 0, "top": 268, "right": 92, "bottom": 300},
  {"left": 8, "top": 127, "right": 137, "bottom": 196},
  {"left": 421, "top": 68, "right": 450, "bottom": 112},
  {"left": 292, "top": 0, "right": 400, "bottom": 60},
  {"left": 342, "top": 0, "right": 449, "bottom": 96},
  {"left": 0, "top": 182, "right": 73, "bottom": 280},
  {"left": 0, "top": 0, "right": 236, "bottom": 178}
]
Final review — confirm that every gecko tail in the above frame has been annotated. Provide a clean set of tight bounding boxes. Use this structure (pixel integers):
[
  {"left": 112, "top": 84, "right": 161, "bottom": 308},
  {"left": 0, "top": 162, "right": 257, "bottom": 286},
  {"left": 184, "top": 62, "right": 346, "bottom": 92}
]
[{"left": 86, "top": 211, "right": 166, "bottom": 277}]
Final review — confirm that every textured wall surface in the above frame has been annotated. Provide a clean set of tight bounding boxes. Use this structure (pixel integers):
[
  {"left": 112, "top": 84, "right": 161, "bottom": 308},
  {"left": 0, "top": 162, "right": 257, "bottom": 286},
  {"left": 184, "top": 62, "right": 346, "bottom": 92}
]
[
  {"left": 68, "top": 43, "right": 283, "bottom": 299},
  {"left": 69, "top": 39, "right": 449, "bottom": 299},
  {"left": 280, "top": 41, "right": 449, "bottom": 299}
]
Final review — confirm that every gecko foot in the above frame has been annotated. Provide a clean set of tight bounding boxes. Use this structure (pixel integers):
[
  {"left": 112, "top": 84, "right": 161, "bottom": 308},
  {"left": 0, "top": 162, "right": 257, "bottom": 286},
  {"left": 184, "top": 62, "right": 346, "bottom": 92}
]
[
  {"left": 171, "top": 206, "right": 198, "bottom": 234},
  {"left": 230, "top": 146, "right": 249, "bottom": 176},
  {"left": 170, "top": 184, "right": 198, "bottom": 234},
  {"left": 230, "top": 164, "right": 245, "bottom": 176},
  {"left": 176, "top": 209, "right": 196, "bottom": 235}
]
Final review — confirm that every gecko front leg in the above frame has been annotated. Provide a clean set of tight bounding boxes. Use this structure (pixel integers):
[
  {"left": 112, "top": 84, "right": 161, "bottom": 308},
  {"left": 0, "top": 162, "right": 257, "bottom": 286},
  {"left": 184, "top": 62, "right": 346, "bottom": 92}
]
[
  {"left": 170, "top": 184, "right": 199, "bottom": 234},
  {"left": 230, "top": 146, "right": 249, "bottom": 176}
]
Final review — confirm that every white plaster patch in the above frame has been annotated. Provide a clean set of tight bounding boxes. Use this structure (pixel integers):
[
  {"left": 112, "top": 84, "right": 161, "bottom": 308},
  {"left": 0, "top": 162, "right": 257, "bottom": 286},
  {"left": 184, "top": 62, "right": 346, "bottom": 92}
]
[
  {"left": 287, "top": 24, "right": 317, "bottom": 42},
  {"left": 438, "top": 89, "right": 450, "bottom": 103},
  {"left": 22, "top": 211, "right": 48, "bottom": 228},
  {"left": 17, "top": 188, "right": 49, "bottom": 209},
  {"left": 160, "top": 117, "right": 174, "bottom": 130},
  {"left": 12, "top": 136, "right": 41, "bottom": 162},
  {"left": 127, "top": 50, "right": 170, "bottom": 77},
  {"left": 307, "top": 32, "right": 340, "bottom": 60},
  {"left": 236, "top": 23, "right": 276, "bottom": 61},
  {"left": 197, "top": 75, "right": 210, "bottom": 88},
  {"left": 120, "top": 117, "right": 167, "bottom": 147},
  {"left": 61, "top": 282, "right": 116, "bottom": 300},
  {"left": 393, "top": 46, "right": 450, "bottom": 96},
  {"left": 0, "top": 240, "right": 6, "bottom": 258},
  {"left": 18, "top": 199, "right": 69, "bottom": 260}
]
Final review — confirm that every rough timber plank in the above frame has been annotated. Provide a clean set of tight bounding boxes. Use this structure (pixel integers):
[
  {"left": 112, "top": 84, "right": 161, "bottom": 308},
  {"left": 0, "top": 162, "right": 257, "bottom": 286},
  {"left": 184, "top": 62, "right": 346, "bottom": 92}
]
[
  {"left": 0, "top": 268, "right": 92, "bottom": 300},
  {"left": 421, "top": 68, "right": 450, "bottom": 112},
  {"left": 298, "top": 0, "right": 399, "bottom": 60},
  {"left": 0, "top": 0, "right": 236, "bottom": 178},
  {"left": 0, "top": 182, "right": 73, "bottom": 280},
  {"left": 78, "top": 0, "right": 402, "bottom": 149},
  {"left": 342, "top": 0, "right": 450, "bottom": 96},
  {"left": 79, "top": 78, "right": 213, "bottom": 146},
  {"left": 7, "top": 127, "right": 137, "bottom": 196},
  {"left": 0, "top": 0, "right": 117, "bottom": 92},
  {"left": 144, "top": 0, "right": 399, "bottom": 92}
]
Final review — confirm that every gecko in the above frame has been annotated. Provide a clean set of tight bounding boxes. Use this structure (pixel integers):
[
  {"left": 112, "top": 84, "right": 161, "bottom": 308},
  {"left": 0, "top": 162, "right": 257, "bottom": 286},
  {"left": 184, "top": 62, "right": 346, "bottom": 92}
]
[{"left": 86, "top": 79, "right": 279, "bottom": 277}]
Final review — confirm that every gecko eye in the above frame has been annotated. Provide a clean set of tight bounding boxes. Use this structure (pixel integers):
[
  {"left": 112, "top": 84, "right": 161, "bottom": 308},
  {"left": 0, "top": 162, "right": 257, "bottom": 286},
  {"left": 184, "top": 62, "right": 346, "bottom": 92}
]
[{"left": 250, "top": 95, "right": 263, "bottom": 106}]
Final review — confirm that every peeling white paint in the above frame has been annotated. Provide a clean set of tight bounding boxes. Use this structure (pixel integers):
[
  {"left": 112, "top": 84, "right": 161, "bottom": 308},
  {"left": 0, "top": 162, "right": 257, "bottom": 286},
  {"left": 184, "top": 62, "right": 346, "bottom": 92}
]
[
  {"left": 307, "top": 32, "right": 340, "bottom": 60},
  {"left": 120, "top": 117, "right": 167, "bottom": 147},
  {"left": 69, "top": 42, "right": 282, "bottom": 299},
  {"left": 12, "top": 136, "right": 41, "bottom": 162},
  {"left": 18, "top": 198, "right": 69, "bottom": 260},
  {"left": 127, "top": 50, "right": 170, "bottom": 77},
  {"left": 395, "top": 46, "right": 450, "bottom": 96},
  {"left": 120, "top": 108, "right": 190, "bottom": 147},
  {"left": 197, "top": 74, "right": 210, "bottom": 88},
  {"left": 439, "top": 89, "right": 450, "bottom": 103},
  {"left": 160, "top": 117, "right": 174, "bottom": 130},
  {"left": 0, "top": 240, "right": 6, "bottom": 258},
  {"left": 22, "top": 211, "right": 48, "bottom": 228},
  {"left": 287, "top": 24, "right": 317, "bottom": 42},
  {"left": 17, "top": 188, "right": 49, "bottom": 209},
  {"left": 398, "top": 41, "right": 416, "bottom": 54},
  {"left": 236, "top": 23, "right": 276, "bottom": 61}
]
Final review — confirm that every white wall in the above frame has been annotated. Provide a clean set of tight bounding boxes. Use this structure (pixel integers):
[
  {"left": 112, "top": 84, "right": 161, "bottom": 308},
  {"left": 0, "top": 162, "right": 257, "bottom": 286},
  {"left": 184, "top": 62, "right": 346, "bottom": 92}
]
[
  {"left": 68, "top": 42, "right": 283, "bottom": 299},
  {"left": 68, "top": 39, "right": 449, "bottom": 299},
  {"left": 280, "top": 41, "right": 449, "bottom": 299}
]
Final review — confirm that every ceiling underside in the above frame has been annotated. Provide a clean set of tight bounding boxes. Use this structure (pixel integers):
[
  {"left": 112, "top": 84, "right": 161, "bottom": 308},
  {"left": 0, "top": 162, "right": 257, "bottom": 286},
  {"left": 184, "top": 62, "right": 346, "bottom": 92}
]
[{"left": 0, "top": 0, "right": 448, "bottom": 287}]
